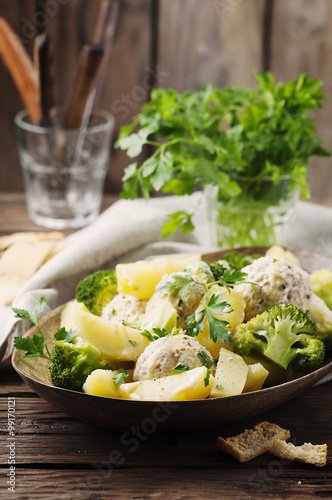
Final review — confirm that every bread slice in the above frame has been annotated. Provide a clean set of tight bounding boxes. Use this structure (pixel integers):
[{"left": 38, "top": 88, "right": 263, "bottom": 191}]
[
  {"left": 270, "top": 439, "right": 327, "bottom": 467},
  {"left": 217, "top": 421, "right": 290, "bottom": 463}
]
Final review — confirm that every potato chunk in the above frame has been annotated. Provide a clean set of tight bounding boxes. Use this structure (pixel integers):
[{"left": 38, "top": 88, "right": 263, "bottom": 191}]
[
  {"left": 243, "top": 363, "right": 269, "bottom": 393},
  {"left": 78, "top": 310, "right": 150, "bottom": 361},
  {"left": 116, "top": 255, "right": 201, "bottom": 300},
  {"left": 210, "top": 348, "right": 248, "bottom": 398},
  {"left": 82, "top": 369, "right": 125, "bottom": 398},
  {"left": 195, "top": 286, "right": 246, "bottom": 359},
  {"left": 119, "top": 366, "right": 214, "bottom": 401}
]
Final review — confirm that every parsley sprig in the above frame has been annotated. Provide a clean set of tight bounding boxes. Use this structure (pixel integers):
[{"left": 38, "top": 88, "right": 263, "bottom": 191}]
[
  {"left": 117, "top": 72, "right": 329, "bottom": 237},
  {"left": 13, "top": 296, "right": 78, "bottom": 360},
  {"left": 158, "top": 267, "right": 247, "bottom": 344}
]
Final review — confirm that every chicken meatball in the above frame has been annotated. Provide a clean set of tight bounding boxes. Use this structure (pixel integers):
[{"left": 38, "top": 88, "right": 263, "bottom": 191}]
[
  {"left": 133, "top": 334, "right": 213, "bottom": 381},
  {"left": 235, "top": 256, "right": 313, "bottom": 320},
  {"left": 101, "top": 293, "right": 146, "bottom": 323}
]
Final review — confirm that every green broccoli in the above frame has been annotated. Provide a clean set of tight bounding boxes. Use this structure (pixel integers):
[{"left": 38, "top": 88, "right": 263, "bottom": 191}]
[
  {"left": 49, "top": 341, "right": 113, "bottom": 391},
  {"left": 310, "top": 268, "right": 332, "bottom": 310},
  {"left": 75, "top": 270, "right": 117, "bottom": 316},
  {"left": 233, "top": 303, "right": 325, "bottom": 372},
  {"left": 208, "top": 252, "right": 262, "bottom": 279},
  {"left": 307, "top": 294, "right": 332, "bottom": 352}
]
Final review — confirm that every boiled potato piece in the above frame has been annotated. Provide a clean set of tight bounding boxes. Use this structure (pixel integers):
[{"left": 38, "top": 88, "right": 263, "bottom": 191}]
[
  {"left": 243, "top": 363, "right": 269, "bottom": 393},
  {"left": 195, "top": 285, "right": 246, "bottom": 359},
  {"left": 210, "top": 347, "right": 248, "bottom": 398},
  {"left": 243, "top": 353, "right": 293, "bottom": 387},
  {"left": 78, "top": 310, "right": 150, "bottom": 361},
  {"left": 116, "top": 254, "right": 201, "bottom": 300},
  {"left": 119, "top": 366, "right": 214, "bottom": 401},
  {"left": 83, "top": 369, "right": 134, "bottom": 398},
  {"left": 265, "top": 246, "right": 301, "bottom": 268},
  {"left": 60, "top": 300, "right": 89, "bottom": 331}
]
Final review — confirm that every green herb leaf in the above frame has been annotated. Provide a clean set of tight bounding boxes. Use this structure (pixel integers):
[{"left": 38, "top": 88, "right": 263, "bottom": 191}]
[
  {"left": 216, "top": 384, "right": 224, "bottom": 390},
  {"left": 204, "top": 369, "right": 212, "bottom": 387},
  {"left": 13, "top": 335, "right": 48, "bottom": 360},
  {"left": 162, "top": 211, "right": 195, "bottom": 238},
  {"left": 54, "top": 327, "right": 78, "bottom": 343},
  {"left": 129, "top": 340, "right": 138, "bottom": 347},
  {"left": 218, "top": 269, "right": 248, "bottom": 291},
  {"left": 172, "top": 364, "right": 190, "bottom": 373},
  {"left": 113, "top": 369, "right": 129, "bottom": 387},
  {"left": 12, "top": 297, "right": 51, "bottom": 360},
  {"left": 140, "top": 327, "right": 169, "bottom": 342},
  {"left": 197, "top": 351, "right": 214, "bottom": 369}
]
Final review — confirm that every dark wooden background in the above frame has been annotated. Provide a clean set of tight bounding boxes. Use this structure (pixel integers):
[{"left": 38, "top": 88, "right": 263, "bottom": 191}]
[{"left": 0, "top": 0, "right": 332, "bottom": 204}]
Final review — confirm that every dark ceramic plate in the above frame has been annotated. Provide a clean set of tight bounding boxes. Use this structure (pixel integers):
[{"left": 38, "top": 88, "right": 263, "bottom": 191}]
[{"left": 12, "top": 247, "right": 332, "bottom": 432}]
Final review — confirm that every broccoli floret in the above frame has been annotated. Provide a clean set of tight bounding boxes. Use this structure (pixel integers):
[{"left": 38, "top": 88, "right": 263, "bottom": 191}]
[
  {"left": 208, "top": 252, "right": 262, "bottom": 278},
  {"left": 310, "top": 269, "right": 332, "bottom": 310},
  {"left": 49, "top": 341, "right": 112, "bottom": 391},
  {"left": 307, "top": 294, "right": 332, "bottom": 352},
  {"left": 75, "top": 270, "right": 117, "bottom": 316},
  {"left": 233, "top": 303, "right": 325, "bottom": 372}
]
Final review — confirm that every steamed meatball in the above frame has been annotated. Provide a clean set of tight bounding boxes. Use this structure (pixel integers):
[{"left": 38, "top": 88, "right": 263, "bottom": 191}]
[
  {"left": 235, "top": 256, "right": 313, "bottom": 320},
  {"left": 133, "top": 334, "right": 213, "bottom": 381},
  {"left": 101, "top": 293, "right": 146, "bottom": 323}
]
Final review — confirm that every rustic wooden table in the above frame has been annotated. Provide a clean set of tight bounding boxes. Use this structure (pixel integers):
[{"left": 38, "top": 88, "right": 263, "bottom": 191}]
[{"left": 0, "top": 193, "right": 331, "bottom": 499}]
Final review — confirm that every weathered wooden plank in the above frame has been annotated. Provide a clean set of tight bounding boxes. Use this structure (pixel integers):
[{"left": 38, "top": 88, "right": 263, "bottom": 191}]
[
  {"left": 2, "top": 466, "right": 332, "bottom": 500},
  {"left": 158, "top": 0, "right": 265, "bottom": 91},
  {"left": 269, "top": 0, "right": 332, "bottom": 203}
]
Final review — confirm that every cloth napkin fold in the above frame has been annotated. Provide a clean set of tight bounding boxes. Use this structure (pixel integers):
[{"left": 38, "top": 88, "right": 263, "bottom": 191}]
[{"left": 1, "top": 193, "right": 332, "bottom": 386}]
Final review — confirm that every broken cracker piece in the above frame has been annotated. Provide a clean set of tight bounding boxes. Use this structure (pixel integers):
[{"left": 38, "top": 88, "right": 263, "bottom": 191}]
[
  {"left": 0, "top": 231, "right": 65, "bottom": 252},
  {"left": 217, "top": 421, "right": 290, "bottom": 463},
  {"left": 0, "top": 240, "right": 57, "bottom": 280},
  {"left": 270, "top": 439, "right": 327, "bottom": 467}
]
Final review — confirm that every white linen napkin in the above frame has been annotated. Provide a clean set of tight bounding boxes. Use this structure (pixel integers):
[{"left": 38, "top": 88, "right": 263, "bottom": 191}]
[{"left": 1, "top": 194, "right": 332, "bottom": 384}]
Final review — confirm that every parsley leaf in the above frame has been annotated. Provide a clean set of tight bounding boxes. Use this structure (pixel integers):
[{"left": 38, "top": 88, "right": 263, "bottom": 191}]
[
  {"left": 54, "top": 327, "right": 78, "bottom": 343},
  {"left": 204, "top": 369, "right": 212, "bottom": 387},
  {"left": 197, "top": 351, "right": 214, "bottom": 369},
  {"left": 13, "top": 335, "right": 48, "bottom": 360},
  {"left": 140, "top": 327, "right": 169, "bottom": 342},
  {"left": 113, "top": 369, "right": 129, "bottom": 387},
  {"left": 13, "top": 296, "right": 51, "bottom": 360},
  {"left": 172, "top": 364, "right": 190, "bottom": 373},
  {"left": 129, "top": 340, "right": 138, "bottom": 347}
]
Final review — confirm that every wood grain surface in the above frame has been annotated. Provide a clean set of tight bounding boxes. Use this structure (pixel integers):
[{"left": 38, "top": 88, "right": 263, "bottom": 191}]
[{"left": 0, "top": 370, "right": 331, "bottom": 499}]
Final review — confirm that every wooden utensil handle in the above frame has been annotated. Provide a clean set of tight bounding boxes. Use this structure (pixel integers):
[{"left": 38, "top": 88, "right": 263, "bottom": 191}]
[
  {"left": 0, "top": 17, "right": 41, "bottom": 123},
  {"left": 65, "top": 44, "right": 104, "bottom": 129},
  {"left": 34, "top": 33, "right": 56, "bottom": 123}
]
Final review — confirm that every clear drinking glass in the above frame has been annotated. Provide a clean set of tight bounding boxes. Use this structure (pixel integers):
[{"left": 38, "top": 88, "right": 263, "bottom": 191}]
[
  {"left": 205, "top": 176, "right": 299, "bottom": 249},
  {"left": 15, "top": 109, "right": 114, "bottom": 229}
]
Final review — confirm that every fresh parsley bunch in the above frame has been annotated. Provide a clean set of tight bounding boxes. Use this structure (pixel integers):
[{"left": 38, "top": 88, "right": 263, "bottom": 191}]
[{"left": 116, "top": 71, "right": 329, "bottom": 237}]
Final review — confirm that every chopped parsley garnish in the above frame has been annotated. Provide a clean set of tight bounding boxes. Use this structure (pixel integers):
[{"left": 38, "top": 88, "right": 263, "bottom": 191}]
[
  {"left": 172, "top": 364, "right": 190, "bottom": 373},
  {"left": 197, "top": 351, "right": 214, "bottom": 369},
  {"left": 158, "top": 267, "right": 248, "bottom": 345},
  {"left": 113, "top": 369, "right": 129, "bottom": 387},
  {"left": 204, "top": 369, "right": 212, "bottom": 387},
  {"left": 129, "top": 340, "right": 138, "bottom": 347}
]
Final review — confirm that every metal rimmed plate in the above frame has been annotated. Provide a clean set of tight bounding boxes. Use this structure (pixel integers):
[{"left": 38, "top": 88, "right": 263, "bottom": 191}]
[{"left": 11, "top": 247, "right": 332, "bottom": 432}]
